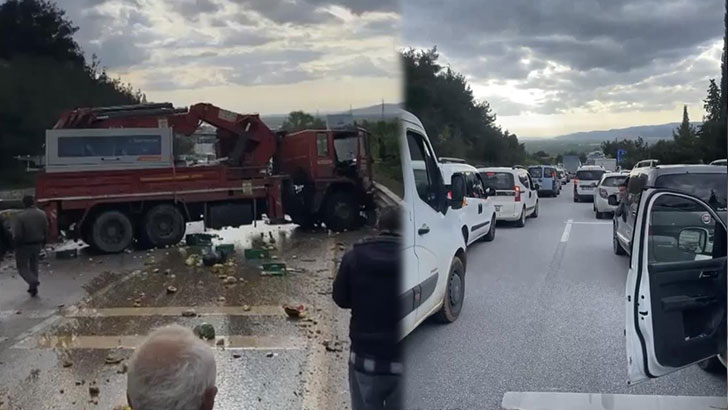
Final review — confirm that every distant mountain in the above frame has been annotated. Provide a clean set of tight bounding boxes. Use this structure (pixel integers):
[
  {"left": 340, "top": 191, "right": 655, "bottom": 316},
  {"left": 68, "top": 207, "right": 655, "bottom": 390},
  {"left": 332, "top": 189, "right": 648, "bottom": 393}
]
[
  {"left": 261, "top": 103, "right": 401, "bottom": 129},
  {"left": 524, "top": 122, "right": 700, "bottom": 142}
]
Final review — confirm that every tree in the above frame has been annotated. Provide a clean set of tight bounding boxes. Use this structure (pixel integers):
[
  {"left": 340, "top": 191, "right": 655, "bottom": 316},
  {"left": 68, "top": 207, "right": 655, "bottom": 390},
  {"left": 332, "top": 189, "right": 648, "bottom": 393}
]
[
  {"left": 0, "top": 0, "right": 83, "bottom": 63},
  {"left": 281, "top": 111, "right": 325, "bottom": 132},
  {"left": 671, "top": 105, "right": 701, "bottom": 163},
  {"left": 698, "top": 79, "right": 726, "bottom": 162},
  {"left": 703, "top": 79, "right": 721, "bottom": 122}
]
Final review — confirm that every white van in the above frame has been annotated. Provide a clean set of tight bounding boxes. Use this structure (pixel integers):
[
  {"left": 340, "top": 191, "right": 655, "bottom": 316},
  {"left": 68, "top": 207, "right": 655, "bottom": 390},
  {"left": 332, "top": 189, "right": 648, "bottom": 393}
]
[
  {"left": 439, "top": 161, "right": 497, "bottom": 245},
  {"left": 478, "top": 167, "right": 539, "bottom": 226},
  {"left": 400, "top": 111, "right": 469, "bottom": 338}
]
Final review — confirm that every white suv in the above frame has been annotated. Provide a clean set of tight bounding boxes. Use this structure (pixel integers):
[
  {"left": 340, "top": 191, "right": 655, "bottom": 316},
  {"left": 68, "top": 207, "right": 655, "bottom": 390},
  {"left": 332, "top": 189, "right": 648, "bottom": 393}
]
[
  {"left": 593, "top": 172, "right": 627, "bottom": 219},
  {"left": 401, "top": 111, "right": 469, "bottom": 338},
  {"left": 573, "top": 165, "right": 606, "bottom": 202},
  {"left": 478, "top": 167, "right": 539, "bottom": 227},
  {"left": 440, "top": 161, "right": 497, "bottom": 245}
]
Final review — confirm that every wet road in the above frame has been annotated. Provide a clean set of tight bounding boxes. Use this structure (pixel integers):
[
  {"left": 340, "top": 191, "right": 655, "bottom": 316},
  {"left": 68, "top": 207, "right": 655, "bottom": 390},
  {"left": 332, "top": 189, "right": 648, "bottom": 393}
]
[
  {"left": 0, "top": 222, "right": 362, "bottom": 410},
  {"left": 403, "top": 182, "right": 726, "bottom": 410}
]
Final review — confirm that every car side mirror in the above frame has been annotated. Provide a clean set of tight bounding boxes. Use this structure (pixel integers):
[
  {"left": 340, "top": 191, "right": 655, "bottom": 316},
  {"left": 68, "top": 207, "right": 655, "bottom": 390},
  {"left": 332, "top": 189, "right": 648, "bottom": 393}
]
[
  {"left": 533, "top": 183, "right": 540, "bottom": 190},
  {"left": 608, "top": 195, "right": 619, "bottom": 206},
  {"left": 484, "top": 187, "right": 495, "bottom": 197},
  {"left": 450, "top": 173, "right": 466, "bottom": 209},
  {"left": 678, "top": 228, "right": 708, "bottom": 254}
]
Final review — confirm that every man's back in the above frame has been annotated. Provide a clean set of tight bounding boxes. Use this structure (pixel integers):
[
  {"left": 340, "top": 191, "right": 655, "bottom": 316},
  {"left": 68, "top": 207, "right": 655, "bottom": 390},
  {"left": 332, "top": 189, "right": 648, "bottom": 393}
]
[{"left": 14, "top": 207, "right": 48, "bottom": 244}]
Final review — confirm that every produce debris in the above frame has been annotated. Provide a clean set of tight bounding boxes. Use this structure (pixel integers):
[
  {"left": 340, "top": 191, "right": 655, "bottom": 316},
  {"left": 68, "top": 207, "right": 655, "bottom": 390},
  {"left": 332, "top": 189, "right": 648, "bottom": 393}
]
[
  {"left": 194, "top": 323, "right": 215, "bottom": 340},
  {"left": 282, "top": 304, "right": 306, "bottom": 319}
]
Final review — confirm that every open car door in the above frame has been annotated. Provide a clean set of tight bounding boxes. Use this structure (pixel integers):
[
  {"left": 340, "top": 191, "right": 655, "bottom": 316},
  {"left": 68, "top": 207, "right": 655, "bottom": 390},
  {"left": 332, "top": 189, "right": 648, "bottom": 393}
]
[{"left": 626, "top": 188, "right": 727, "bottom": 384}]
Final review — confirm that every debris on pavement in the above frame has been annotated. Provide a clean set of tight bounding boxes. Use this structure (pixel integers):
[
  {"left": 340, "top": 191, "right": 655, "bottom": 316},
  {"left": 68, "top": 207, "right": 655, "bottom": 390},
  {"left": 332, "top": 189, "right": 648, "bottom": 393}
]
[
  {"left": 62, "top": 358, "right": 73, "bottom": 368},
  {"left": 260, "top": 262, "right": 287, "bottom": 276},
  {"left": 242, "top": 305, "right": 251, "bottom": 311},
  {"left": 181, "top": 309, "right": 197, "bottom": 317},
  {"left": 105, "top": 353, "right": 124, "bottom": 364},
  {"left": 283, "top": 304, "right": 306, "bottom": 318},
  {"left": 117, "top": 363, "right": 128, "bottom": 374},
  {"left": 266, "top": 352, "right": 278, "bottom": 358},
  {"left": 133, "top": 300, "right": 142, "bottom": 307},
  {"left": 223, "top": 276, "right": 237, "bottom": 284},
  {"left": 216, "top": 338, "right": 225, "bottom": 347},
  {"left": 194, "top": 323, "right": 215, "bottom": 340},
  {"left": 233, "top": 353, "right": 241, "bottom": 359},
  {"left": 166, "top": 285, "right": 178, "bottom": 294},
  {"left": 89, "top": 385, "right": 100, "bottom": 397},
  {"left": 322, "top": 339, "right": 343, "bottom": 352},
  {"left": 217, "top": 296, "right": 226, "bottom": 303}
]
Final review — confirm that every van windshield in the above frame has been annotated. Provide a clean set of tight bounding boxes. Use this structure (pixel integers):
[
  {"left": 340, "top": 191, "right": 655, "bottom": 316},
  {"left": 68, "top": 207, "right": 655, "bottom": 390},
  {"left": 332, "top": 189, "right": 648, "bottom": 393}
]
[
  {"left": 481, "top": 172, "right": 514, "bottom": 190},
  {"left": 655, "top": 173, "right": 727, "bottom": 211}
]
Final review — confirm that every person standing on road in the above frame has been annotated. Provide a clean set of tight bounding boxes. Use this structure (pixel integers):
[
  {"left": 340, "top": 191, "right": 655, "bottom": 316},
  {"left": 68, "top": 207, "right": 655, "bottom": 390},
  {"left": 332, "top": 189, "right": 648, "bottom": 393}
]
[
  {"left": 333, "top": 206, "right": 402, "bottom": 410},
  {"left": 13, "top": 196, "right": 49, "bottom": 297}
]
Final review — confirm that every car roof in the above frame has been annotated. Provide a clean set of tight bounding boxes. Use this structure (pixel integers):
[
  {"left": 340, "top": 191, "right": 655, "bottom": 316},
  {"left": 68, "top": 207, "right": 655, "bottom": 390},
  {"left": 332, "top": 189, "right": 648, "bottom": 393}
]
[
  {"left": 637, "top": 164, "right": 727, "bottom": 176},
  {"left": 477, "top": 167, "right": 519, "bottom": 173},
  {"left": 577, "top": 165, "right": 605, "bottom": 170},
  {"left": 601, "top": 172, "right": 627, "bottom": 178},
  {"left": 440, "top": 162, "right": 478, "bottom": 172}
]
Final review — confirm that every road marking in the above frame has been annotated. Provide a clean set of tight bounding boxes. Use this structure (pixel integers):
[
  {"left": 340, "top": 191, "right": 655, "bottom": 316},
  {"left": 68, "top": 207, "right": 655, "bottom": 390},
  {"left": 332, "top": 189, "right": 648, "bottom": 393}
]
[
  {"left": 12, "top": 334, "right": 305, "bottom": 350},
  {"left": 501, "top": 391, "right": 725, "bottom": 410},
  {"left": 560, "top": 219, "right": 573, "bottom": 242},
  {"left": 68, "top": 305, "right": 285, "bottom": 318},
  {"left": 569, "top": 221, "right": 612, "bottom": 225}
]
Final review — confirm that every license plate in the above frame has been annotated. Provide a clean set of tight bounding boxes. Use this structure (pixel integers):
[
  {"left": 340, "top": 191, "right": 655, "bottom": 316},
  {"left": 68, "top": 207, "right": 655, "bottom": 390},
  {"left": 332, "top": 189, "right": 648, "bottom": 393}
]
[{"left": 582, "top": 186, "right": 594, "bottom": 190}]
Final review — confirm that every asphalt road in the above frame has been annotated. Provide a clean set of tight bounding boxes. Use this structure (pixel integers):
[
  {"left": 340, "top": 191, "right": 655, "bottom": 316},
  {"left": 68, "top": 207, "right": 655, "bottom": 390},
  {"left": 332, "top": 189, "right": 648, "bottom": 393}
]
[
  {"left": 0, "top": 223, "right": 359, "bottom": 410},
  {"left": 402, "top": 182, "right": 726, "bottom": 410}
]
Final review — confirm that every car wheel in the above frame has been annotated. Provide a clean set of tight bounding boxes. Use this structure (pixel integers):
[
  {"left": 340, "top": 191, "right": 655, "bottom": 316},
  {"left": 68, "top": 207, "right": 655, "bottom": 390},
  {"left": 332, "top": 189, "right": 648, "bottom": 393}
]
[
  {"left": 531, "top": 201, "right": 539, "bottom": 218},
  {"left": 515, "top": 207, "right": 526, "bottom": 227},
  {"left": 613, "top": 227, "right": 627, "bottom": 255},
  {"left": 697, "top": 357, "right": 725, "bottom": 373},
  {"left": 484, "top": 215, "right": 496, "bottom": 242},
  {"left": 434, "top": 256, "right": 466, "bottom": 323}
]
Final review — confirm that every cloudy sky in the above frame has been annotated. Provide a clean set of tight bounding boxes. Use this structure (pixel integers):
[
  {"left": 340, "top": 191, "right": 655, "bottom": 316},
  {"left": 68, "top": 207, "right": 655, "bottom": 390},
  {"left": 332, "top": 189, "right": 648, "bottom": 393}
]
[
  {"left": 61, "top": 0, "right": 400, "bottom": 115},
  {"left": 403, "top": 0, "right": 725, "bottom": 137}
]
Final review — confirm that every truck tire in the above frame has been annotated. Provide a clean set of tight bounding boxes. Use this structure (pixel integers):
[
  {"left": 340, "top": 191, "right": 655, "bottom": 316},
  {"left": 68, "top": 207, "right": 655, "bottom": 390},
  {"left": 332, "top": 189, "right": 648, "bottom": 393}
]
[
  {"left": 142, "top": 204, "right": 185, "bottom": 248},
  {"left": 434, "top": 256, "right": 465, "bottom": 323},
  {"left": 697, "top": 356, "right": 725, "bottom": 373},
  {"left": 90, "top": 210, "right": 134, "bottom": 253},
  {"left": 323, "top": 192, "right": 359, "bottom": 232}
]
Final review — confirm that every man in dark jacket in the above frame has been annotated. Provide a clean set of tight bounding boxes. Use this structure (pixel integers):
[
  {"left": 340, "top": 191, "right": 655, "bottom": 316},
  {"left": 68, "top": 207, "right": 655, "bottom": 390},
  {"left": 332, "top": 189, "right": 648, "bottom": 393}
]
[
  {"left": 13, "top": 196, "right": 49, "bottom": 297},
  {"left": 333, "top": 206, "right": 401, "bottom": 410}
]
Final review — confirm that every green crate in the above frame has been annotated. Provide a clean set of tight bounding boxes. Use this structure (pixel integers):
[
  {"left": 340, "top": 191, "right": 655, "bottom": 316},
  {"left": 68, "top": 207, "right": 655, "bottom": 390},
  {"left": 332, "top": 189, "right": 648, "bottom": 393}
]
[
  {"left": 185, "top": 234, "right": 213, "bottom": 246},
  {"left": 244, "top": 248, "right": 270, "bottom": 260},
  {"left": 260, "top": 262, "right": 286, "bottom": 276},
  {"left": 188, "top": 245, "right": 213, "bottom": 256},
  {"left": 55, "top": 248, "right": 78, "bottom": 259},
  {"left": 216, "top": 244, "right": 235, "bottom": 258}
]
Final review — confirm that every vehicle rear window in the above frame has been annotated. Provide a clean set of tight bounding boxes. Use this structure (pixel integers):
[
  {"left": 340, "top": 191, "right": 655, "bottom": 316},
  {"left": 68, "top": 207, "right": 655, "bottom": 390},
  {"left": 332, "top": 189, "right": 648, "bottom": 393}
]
[
  {"left": 544, "top": 167, "right": 555, "bottom": 177},
  {"left": 655, "top": 173, "right": 727, "bottom": 211},
  {"left": 528, "top": 167, "right": 542, "bottom": 178},
  {"left": 481, "top": 172, "right": 514, "bottom": 190},
  {"left": 576, "top": 170, "right": 605, "bottom": 180},
  {"left": 601, "top": 176, "right": 627, "bottom": 187}
]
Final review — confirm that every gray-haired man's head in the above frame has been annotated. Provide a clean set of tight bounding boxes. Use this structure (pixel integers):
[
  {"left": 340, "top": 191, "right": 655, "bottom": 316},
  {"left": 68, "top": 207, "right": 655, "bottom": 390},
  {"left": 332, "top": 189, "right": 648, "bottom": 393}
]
[
  {"left": 377, "top": 206, "right": 401, "bottom": 235},
  {"left": 127, "top": 325, "right": 217, "bottom": 410}
]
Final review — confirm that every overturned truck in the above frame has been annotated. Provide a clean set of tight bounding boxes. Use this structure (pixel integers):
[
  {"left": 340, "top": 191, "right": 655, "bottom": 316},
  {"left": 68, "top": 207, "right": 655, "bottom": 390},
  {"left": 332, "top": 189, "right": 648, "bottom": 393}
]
[{"left": 36, "top": 103, "right": 375, "bottom": 253}]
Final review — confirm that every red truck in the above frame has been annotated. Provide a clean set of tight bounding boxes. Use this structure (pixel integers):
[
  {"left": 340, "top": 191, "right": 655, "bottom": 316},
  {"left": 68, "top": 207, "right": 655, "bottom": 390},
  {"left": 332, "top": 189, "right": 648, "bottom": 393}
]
[{"left": 36, "top": 102, "right": 375, "bottom": 253}]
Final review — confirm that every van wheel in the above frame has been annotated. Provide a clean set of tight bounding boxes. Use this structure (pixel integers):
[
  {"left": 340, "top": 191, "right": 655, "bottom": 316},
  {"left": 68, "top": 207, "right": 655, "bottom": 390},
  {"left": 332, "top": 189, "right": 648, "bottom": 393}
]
[
  {"left": 90, "top": 210, "right": 134, "bottom": 253},
  {"left": 324, "top": 192, "right": 359, "bottom": 232},
  {"left": 484, "top": 216, "right": 496, "bottom": 242},
  {"left": 434, "top": 256, "right": 465, "bottom": 323},
  {"left": 142, "top": 204, "right": 185, "bottom": 248},
  {"left": 698, "top": 357, "right": 725, "bottom": 373},
  {"left": 613, "top": 228, "right": 627, "bottom": 255},
  {"left": 515, "top": 207, "right": 526, "bottom": 227},
  {"left": 531, "top": 201, "right": 539, "bottom": 218}
]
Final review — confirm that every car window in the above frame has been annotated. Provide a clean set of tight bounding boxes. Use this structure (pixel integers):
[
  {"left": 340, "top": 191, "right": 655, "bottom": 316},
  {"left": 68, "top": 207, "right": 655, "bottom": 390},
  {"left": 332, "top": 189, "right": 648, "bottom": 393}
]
[
  {"left": 647, "top": 194, "right": 726, "bottom": 263},
  {"left": 544, "top": 167, "right": 555, "bottom": 178},
  {"left": 576, "top": 170, "right": 606, "bottom": 180},
  {"left": 628, "top": 172, "right": 648, "bottom": 204},
  {"left": 518, "top": 173, "right": 530, "bottom": 189},
  {"left": 481, "top": 172, "right": 514, "bottom": 190},
  {"left": 601, "top": 176, "right": 627, "bottom": 187},
  {"left": 407, "top": 130, "right": 441, "bottom": 210},
  {"left": 471, "top": 173, "right": 486, "bottom": 198},
  {"left": 655, "top": 173, "right": 727, "bottom": 212},
  {"left": 528, "top": 167, "right": 542, "bottom": 178}
]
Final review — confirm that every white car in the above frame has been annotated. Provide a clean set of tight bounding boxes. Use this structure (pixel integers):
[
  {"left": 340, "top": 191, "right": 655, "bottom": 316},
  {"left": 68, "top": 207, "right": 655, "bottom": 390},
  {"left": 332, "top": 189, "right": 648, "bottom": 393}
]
[
  {"left": 400, "top": 110, "right": 469, "bottom": 338},
  {"left": 478, "top": 167, "right": 539, "bottom": 227},
  {"left": 633, "top": 159, "right": 660, "bottom": 168},
  {"left": 439, "top": 161, "right": 497, "bottom": 245},
  {"left": 573, "top": 165, "right": 606, "bottom": 202},
  {"left": 625, "top": 188, "right": 726, "bottom": 384},
  {"left": 593, "top": 172, "right": 627, "bottom": 219},
  {"left": 710, "top": 158, "right": 726, "bottom": 166}
]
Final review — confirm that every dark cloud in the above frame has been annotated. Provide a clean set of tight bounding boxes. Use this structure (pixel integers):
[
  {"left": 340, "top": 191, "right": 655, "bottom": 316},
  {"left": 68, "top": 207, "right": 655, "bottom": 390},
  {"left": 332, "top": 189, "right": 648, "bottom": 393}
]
[{"left": 404, "top": 0, "right": 724, "bottom": 116}]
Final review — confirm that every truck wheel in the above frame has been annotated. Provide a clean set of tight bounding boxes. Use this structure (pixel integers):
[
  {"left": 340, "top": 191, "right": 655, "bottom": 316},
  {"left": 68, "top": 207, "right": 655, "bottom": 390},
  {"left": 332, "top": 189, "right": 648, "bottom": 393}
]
[
  {"left": 90, "top": 210, "right": 134, "bottom": 253},
  {"left": 484, "top": 215, "right": 496, "bottom": 242},
  {"left": 142, "top": 204, "right": 185, "bottom": 248},
  {"left": 697, "top": 357, "right": 725, "bottom": 373},
  {"left": 434, "top": 256, "right": 465, "bottom": 323},
  {"left": 324, "top": 193, "right": 359, "bottom": 232}
]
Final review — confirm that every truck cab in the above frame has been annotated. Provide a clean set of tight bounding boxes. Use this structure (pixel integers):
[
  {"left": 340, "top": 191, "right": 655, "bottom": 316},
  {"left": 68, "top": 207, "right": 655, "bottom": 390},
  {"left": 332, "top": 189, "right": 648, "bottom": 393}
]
[{"left": 400, "top": 110, "right": 468, "bottom": 338}]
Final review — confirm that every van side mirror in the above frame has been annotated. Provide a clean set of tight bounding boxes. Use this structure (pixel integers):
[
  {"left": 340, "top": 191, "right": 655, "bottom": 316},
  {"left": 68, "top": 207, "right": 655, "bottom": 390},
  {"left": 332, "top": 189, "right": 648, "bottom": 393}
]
[
  {"left": 608, "top": 195, "right": 619, "bottom": 206},
  {"left": 450, "top": 173, "right": 466, "bottom": 209},
  {"left": 533, "top": 183, "right": 540, "bottom": 191}
]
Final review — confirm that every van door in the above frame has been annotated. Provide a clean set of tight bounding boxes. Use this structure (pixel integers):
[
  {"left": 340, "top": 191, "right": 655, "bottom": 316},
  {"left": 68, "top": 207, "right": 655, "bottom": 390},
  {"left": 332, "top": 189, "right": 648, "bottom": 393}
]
[
  {"left": 467, "top": 172, "right": 490, "bottom": 241},
  {"left": 401, "top": 128, "right": 450, "bottom": 331},
  {"left": 625, "top": 188, "right": 726, "bottom": 383},
  {"left": 522, "top": 172, "right": 537, "bottom": 211}
]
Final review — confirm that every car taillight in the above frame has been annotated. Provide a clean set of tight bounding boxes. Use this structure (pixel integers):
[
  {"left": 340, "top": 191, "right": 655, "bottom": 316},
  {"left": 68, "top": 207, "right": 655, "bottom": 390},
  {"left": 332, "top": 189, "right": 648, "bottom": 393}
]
[
  {"left": 599, "top": 188, "right": 608, "bottom": 198},
  {"left": 514, "top": 186, "right": 521, "bottom": 202}
]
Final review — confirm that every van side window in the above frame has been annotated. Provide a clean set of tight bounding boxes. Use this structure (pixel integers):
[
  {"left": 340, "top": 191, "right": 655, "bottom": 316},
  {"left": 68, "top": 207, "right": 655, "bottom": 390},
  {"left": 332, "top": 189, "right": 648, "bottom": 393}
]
[
  {"left": 519, "top": 173, "right": 531, "bottom": 189},
  {"left": 472, "top": 174, "right": 486, "bottom": 198},
  {"left": 407, "top": 130, "right": 440, "bottom": 209}
]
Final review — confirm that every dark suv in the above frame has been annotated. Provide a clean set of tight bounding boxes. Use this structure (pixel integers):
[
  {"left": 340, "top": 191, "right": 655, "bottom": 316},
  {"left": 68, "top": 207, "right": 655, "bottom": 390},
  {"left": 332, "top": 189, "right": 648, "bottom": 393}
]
[{"left": 612, "top": 164, "right": 727, "bottom": 256}]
